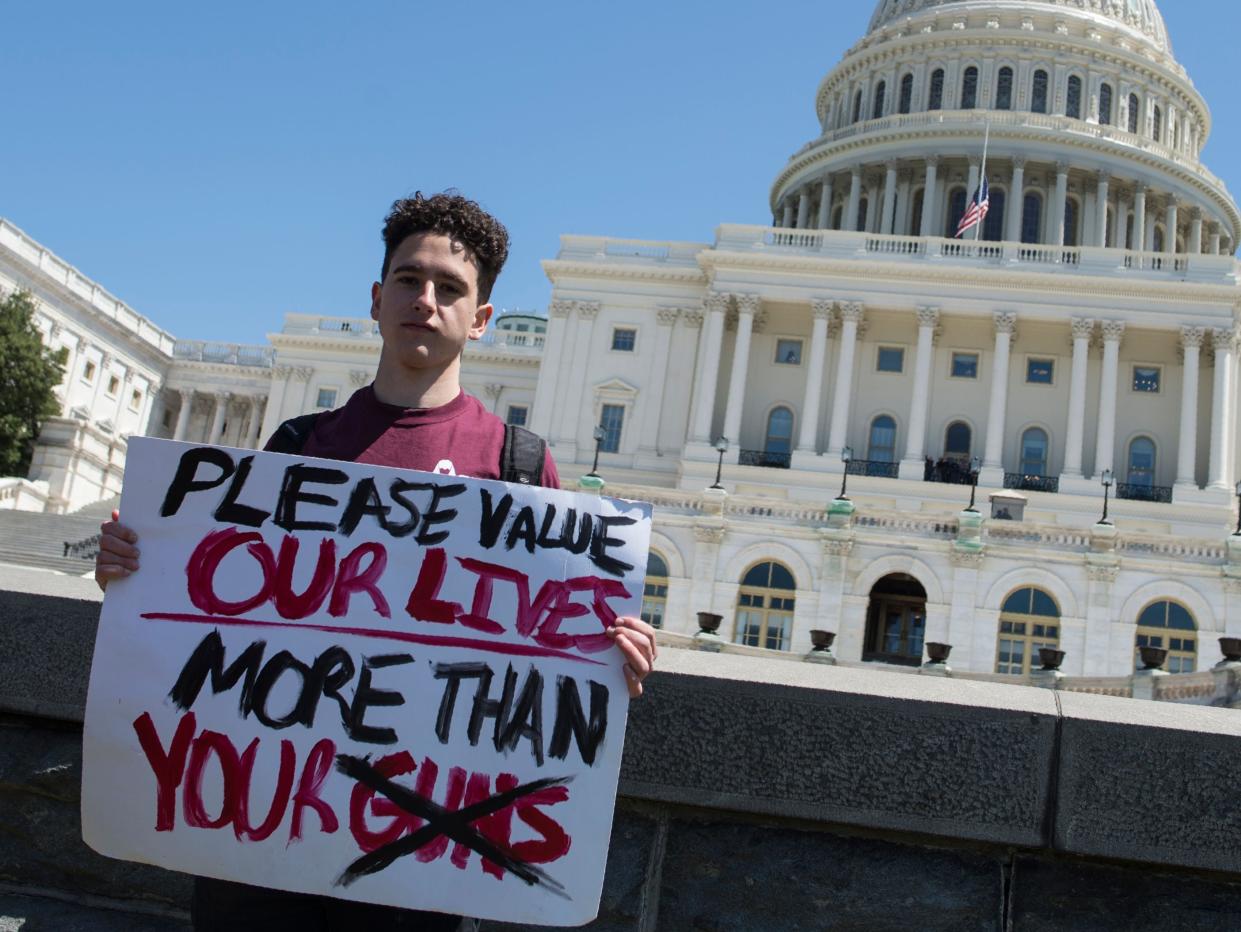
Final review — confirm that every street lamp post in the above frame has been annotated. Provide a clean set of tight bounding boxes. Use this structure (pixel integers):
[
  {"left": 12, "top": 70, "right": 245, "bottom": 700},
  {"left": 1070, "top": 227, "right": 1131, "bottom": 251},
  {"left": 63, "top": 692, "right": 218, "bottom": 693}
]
[
  {"left": 1099, "top": 469, "right": 1114, "bottom": 525},
  {"left": 710, "top": 437, "right": 729, "bottom": 490},
  {"left": 965, "top": 456, "right": 982, "bottom": 512},
  {"left": 587, "top": 425, "right": 606, "bottom": 478},
  {"left": 837, "top": 446, "right": 854, "bottom": 501}
]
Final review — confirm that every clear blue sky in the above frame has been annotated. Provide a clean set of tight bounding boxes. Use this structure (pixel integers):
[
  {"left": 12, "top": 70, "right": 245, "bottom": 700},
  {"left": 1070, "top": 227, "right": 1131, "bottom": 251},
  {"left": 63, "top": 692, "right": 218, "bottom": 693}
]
[{"left": 3, "top": 2, "right": 1238, "bottom": 345}]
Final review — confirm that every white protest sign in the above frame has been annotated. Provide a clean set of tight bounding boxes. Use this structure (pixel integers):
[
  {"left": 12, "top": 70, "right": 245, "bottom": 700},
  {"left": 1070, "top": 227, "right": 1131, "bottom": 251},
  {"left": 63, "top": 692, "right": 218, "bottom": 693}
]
[{"left": 82, "top": 437, "right": 651, "bottom": 927}]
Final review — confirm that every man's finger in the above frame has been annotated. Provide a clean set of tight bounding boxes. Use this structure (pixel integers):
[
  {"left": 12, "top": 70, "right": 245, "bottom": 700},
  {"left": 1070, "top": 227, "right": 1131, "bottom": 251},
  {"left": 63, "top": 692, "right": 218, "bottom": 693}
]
[
  {"left": 613, "top": 616, "right": 658, "bottom": 660},
  {"left": 99, "top": 535, "right": 139, "bottom": 559},
  {"left": 612, "top": 632, "right": 651, "bottom": 679},
  {"left": 622, "top": 664, "right": 643, "bottom": 699}
]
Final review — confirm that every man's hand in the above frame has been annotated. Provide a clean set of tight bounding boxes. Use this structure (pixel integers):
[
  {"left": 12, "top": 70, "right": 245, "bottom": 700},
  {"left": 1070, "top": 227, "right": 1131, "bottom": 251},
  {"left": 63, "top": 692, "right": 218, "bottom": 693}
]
[
  {"left": 95, "top": 510, "right": 140, "bottom": 592},
  {"left": 607, "top": 616, "right": 658, "bottom": 698}
]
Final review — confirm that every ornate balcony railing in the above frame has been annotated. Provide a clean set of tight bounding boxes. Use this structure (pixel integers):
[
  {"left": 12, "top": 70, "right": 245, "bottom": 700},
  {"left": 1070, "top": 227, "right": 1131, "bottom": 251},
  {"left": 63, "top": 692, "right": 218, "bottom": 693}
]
[
  {"left": 173, "top": 341, "right": 275, "bottom": 367},
  {"left": 1117, "top": 483, "right": 1173, "bottom": 504},
  {"left": 739, "top": 450, "right": 792, "bottom": 469},
  {"left": 1004, "top": 472, "right": 1060, "bottom": 494},
  {"left": 847, "top": 459, "right": 899, "bottom": 479},
  {"left": 924, "top": 460, "right": 974, "bottom": 485}
]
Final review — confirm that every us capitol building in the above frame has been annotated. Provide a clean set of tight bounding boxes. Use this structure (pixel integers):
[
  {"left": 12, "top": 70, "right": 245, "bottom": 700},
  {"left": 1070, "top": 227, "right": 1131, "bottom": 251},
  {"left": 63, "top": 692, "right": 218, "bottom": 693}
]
[{"left": 5, "top": 0, "right": 1241, "bottom": 681}]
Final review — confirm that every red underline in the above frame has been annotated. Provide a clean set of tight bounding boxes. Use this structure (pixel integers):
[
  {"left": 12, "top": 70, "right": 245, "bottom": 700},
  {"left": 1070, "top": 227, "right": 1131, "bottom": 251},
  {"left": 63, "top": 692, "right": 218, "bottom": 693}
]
[{"left": 139, "top": 612, "right": 604, "bottom": 666}]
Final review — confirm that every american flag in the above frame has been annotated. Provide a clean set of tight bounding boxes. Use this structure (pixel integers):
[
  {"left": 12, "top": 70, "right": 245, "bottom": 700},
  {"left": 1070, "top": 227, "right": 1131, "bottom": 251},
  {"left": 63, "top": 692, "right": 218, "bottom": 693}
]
[{"left": 955, "top": 176, "right": 990, "bottom": 238}]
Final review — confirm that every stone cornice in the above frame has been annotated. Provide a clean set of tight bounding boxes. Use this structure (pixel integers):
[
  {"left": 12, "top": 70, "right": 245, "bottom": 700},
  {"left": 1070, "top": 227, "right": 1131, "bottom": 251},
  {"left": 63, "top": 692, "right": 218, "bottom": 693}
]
[
  {"left": 541, "top": 259, "right": 707, "bottom": 286},
  {"left": 167, "top": 360, "right": 274, "bottom": 380},
  {"left": 268, "top": 333, "right": 384, "bottom": 355}
]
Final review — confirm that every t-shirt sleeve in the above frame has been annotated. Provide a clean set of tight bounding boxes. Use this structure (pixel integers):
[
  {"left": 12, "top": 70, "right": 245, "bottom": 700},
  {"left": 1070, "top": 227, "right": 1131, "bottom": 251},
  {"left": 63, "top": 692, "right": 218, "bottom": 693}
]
[{"left": 539, "top": 447, "right": 561, "bottom": 489}]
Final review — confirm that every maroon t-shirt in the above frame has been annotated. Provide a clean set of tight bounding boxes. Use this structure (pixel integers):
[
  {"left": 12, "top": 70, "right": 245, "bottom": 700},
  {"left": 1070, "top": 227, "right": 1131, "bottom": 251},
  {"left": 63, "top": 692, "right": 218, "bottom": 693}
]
[{"left": 269, "top": 386, "right": 559, "bottom": 488}]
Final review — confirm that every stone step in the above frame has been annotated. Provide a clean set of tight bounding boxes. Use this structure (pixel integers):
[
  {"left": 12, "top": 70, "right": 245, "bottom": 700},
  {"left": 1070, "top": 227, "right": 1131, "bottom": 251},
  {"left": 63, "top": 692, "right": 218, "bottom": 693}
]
[{"left": 0, "top": 892, "right": 188, "bottom": 931}]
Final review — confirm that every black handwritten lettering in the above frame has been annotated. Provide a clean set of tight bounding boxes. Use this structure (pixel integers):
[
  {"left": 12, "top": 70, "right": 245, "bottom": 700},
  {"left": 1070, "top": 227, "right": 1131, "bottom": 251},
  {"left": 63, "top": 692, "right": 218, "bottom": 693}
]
[
  {"left": 213, "top": 455, "right": 271, "bottom": 527},
  {"left": 590, "top": 514, "right": 637, "bottom": 576},
  {"left": 549, "top": 676, "right": 608, "bottom": 766},
  {"left": 506, "top": 506, "right": 538, "bottom": 553},
  {"left": 386, "top": 480, "right": 429, "bottom": 537},
  {"left": 347, "top": 654, "right": 414, "bottom": 745},
  {"left": 168, "top": 631, "right": 265, "bottom": 716},
  {"left": 337, "top": 478, "right": 392, "bottom": 536},
  {"left": 274, "top": 465, "right": 349, "bottom": 532},
  {"left": 478, "top": 489, "right": 513, "bottom": 548},
  {"left": 161, "top": 447, "right": 236, "bottom": 517},
  {"left": 415, "top": 483, "right": 466, "bottom": 546},
  {"left": 433, "top": 662, "right": 490, "bottom": 744}
]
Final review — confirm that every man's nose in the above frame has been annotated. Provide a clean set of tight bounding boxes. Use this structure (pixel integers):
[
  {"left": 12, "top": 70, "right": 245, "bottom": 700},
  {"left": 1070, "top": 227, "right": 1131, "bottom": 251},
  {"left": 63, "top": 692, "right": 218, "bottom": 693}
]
[{"left": 414, "top": 281, "right": 437, "bottom": 309}]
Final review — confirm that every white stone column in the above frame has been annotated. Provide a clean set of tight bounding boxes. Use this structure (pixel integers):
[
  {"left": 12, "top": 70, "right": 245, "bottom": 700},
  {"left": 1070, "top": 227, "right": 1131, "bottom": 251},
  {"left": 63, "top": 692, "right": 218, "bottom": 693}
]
[
  {"left": 172, "top": 389, "right": 194, "bottom": 441},
  {"left": 1175, "top": 327, "right": 1205, "bottom": 490},
  {"left": 1052, "top": 162, "right": 1069, "bottom": 247},
  {"left": 138, "top": 380, "right": 160, "bottom": 437},
  {"left": 529, "top": 299, "right": 574, "bottom": 438},
  {"left": 1062, "top": 318, "right": 1095, "bottom": 478},
  {"left": 1131, "top": 186, "right": 1146, "bottom": 249},
  {"left": 846, "top": 168, "right": 863, "bottom": 232},
  {"left": 797, "top": 299, "right": 834, "bottom": 452},
  {"left": 1144, "top": 203, "right": 1157, "bottom": 255},
  {"left": 683, "top": 308, "right": 709, "bottom": 440},
  {"left": 1210, "top": 225, "right": 1222, "bottom": 255},
  {"left": 1209, "top": 329, "right": 1236, "bottom": 490},
  {"left": 690, "top": 294, "right": 729, "bottom": 443},
  {"left": 1165, "top": 198, "right": 1179, "bottom": 253},
  {"left": 208, "top": 392, "right": 230, "bottom": 445},
  {"left": 881, "top": 161, "right": 899, "bottom": 235},
  {"left": 248, "top": 397, "right": 267, "bottom": 448},
  {"left": 111, "top": 370, "right": 132, "bottom": 429},
  {"left": 781, "top": 202, "right": 795, "bottom": 228},
  {"left": 1190, "top": 209, "right": 1204, "bottom": 254},
  {"left": 982, "top": 313, "right": 1017, "bottom": 473},
  {"left": 817, "top": 176, "right": 835, "bottom": 229},
  {"left": 966, "top": 160, "right": 980, "bottom": 211},
  {"left": 899, "top": 306, "right": 940, "bottom": 478},
  {"left": 920, "top": 157, "right": 939, "bottom": 238},
  {"left": 796, "top": 190, "right": 812, "bottom": 229},
  {"left": 826, "top": 302, "right": 865, "bottom": 455},
  {"left": 638, "top": 308, "right": 678, "bottom": 453},
  {"left": 555, "top": 301, "right": 599, "bottom": 445},
  {"left": 1093, "top": 321, "right": 1125, "bottom": 477},
  {"left": 1094, "top": 173, "right": 1110, "bottom": 247},
  {"left": 260, "top": 365, "right": 294, "bottom": 441},
  {"left": 721, "top": 295, "right": 759, "bottom": 448},
  {"left": 1007, "top": 157, "right": 1027, "bottom": 243}
]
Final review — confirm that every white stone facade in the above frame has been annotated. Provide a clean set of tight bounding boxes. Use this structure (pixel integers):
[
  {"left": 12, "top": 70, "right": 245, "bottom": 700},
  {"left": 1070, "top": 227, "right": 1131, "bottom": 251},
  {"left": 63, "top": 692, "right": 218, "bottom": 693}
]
[{"left": 5, "top": 0, "right": 1241, "bottom": 679}]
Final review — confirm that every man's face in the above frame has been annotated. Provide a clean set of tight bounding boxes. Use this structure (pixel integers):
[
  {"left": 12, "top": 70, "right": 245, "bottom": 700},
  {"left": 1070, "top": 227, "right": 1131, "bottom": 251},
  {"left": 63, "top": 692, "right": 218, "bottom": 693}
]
[{"left": 370, "top": 232, "right": 492, "bottom": 371}]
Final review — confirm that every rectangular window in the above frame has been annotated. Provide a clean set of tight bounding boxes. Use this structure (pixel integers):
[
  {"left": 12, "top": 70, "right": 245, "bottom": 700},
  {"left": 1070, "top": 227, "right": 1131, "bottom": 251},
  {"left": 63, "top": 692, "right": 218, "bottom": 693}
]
[
  {"left": 610, "top": 328, "right": 636, "bottom": 352},
  {"left": 106, "top": 375, "right": 120, "bottom": 396},
  {"left": 876, "top": 346, "right": 905, "bottom": 373},
  {"left": 599, "top": 403, "right": 624, "bottom": 453},
  {"left": 951, "top": 352, "right": 979, "bottom": 379},
  {"left": 129, "top": 389, "right": 142, "bottom": 411},
  {"left": 1133, "top": 366, "right": 1161, "bottom": 393},
  {"left": 506, "top": 405, "right": 528, "bottom": 427},
  {"left": 1026, "top": 358, "right": 1054, "bottom": 384},
  {"left": 775, "top": 339, "right": 803, "bottom": 365},
  {"left": 82, "top": 360, "right": 97, "bottom": 384},
  {"left": 315, "top": 388, "right": 338, "bottom": 409}
]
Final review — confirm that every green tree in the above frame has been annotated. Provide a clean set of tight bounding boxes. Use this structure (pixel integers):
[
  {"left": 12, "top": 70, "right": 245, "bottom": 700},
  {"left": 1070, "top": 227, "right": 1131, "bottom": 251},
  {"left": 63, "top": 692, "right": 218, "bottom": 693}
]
[{"left": 0, "top": 289, "right": 66, "bottom": 476}]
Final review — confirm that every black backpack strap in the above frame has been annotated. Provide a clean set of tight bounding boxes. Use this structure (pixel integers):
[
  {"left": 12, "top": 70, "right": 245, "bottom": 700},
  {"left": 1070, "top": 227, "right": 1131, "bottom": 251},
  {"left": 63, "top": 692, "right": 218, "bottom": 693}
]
[
  {"left": 267, "top": 412, "right": 322, "bottom": 455},
  {"left": 501, "top": 424, "right": 546, "bottom": 485}
]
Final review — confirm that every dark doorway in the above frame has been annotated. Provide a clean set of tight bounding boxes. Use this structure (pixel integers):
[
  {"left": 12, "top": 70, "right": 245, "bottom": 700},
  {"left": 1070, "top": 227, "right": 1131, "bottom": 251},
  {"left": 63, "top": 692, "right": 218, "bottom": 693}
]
[{"left": 863, "top": 573, "right": 928, "bottom": 666}]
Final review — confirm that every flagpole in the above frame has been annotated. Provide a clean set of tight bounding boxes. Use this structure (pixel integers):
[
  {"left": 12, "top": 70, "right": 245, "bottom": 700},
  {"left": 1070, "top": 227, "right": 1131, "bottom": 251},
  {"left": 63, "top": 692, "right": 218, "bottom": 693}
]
[{"left": 974, "top": 122, "right": 990, "bottom": 242}]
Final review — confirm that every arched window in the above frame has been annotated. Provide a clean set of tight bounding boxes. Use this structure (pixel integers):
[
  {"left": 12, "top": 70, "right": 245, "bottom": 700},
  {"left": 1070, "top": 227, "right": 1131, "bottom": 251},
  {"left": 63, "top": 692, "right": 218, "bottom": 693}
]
[
  {"left": 869, "top": 415, "right": 898, "bottom": 463},
  {"left": 899, "top": 73, "right": 914, "bottom": 114},
  {"left": 995, "top": 67, "right": 1013, "bottom": 110},
  {"left": 1099, "top": 83, "right": 1114, "bottom": 125},
  {"left": 1125, "top": 213, "right": 1135, "bottom": 250},
  {"left": 945, "top": 421, "right": 972, "bottom": 460},
  {"left": 864, "top": 573, "right": 928, "bottom": 665},
  {"left": 1128, "top": 437, "right": 1156, "bottom": 487},
  {"left": 1064, "top": 198, "right": 1079, "bottom": 247},
  {"left": 857, "top": 197, "right": 870, "bottom": 232},
  {"left": 1020, "top": 428, "right": 1049, "bottom": 476},
  {"left": 1021, "top": 193, "right": 1043, "bottom": 244},
  {"left": 1066, "top": 75, "right": 1082, "bottom": 119},
  {"left": 873, "top": 80, "right": 887, "bottom": 119},
  {"left": 946, "top": 187, "right": 968, "bottom": 238},
  {"left": 1128, "top": 93, "right": 1140, "bottom": 134},
  {"left": 1153, "top": 105, "right": 1162, "bottom": 142},
  {"left": 1153, "top": 227, "right": 1165, "bottom": 252},
  {"left": 735, "top": 561, "right": 796, "bottom": 651},
  {"left": 1031, "top": 69, "right": 1049, "bottom": 113},
  {"left": 961, "top": 66, "right": 978, "bottom": 109},
  {"left": 983, "top": 188, "right": 1006, "bottom": 241},
  {"left": 641, "top": 551, "right": 668, "bottom": 630},
  {"left": 996, "top": 588, "right": 1061, "bottom": 674},
  {"left": 1135, "top": 601, "right": 1197, "bottom": 673},
  {"left": 911, "top": 189, "right": 925, "bottom": 237},
  {"left": 928, "top": 68, "right": 945, "bottom": 110},
  {"left": 765, "top": 407, "right": 794, "bottom": 456},
  {"left": 832, "top": 205, "right": 844, "bottom": 230},
  {"left": 853, "top": 89, "right": 864, "bottom": 124}
]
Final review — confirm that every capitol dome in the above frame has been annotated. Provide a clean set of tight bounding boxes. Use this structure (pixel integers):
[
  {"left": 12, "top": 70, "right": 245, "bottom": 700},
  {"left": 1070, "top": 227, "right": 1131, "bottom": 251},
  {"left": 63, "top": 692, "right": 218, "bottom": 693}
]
[
  {"left": 771, "top": 0, "right": 1239, "bottom": 253},
  {"left": 868, "top": 0, "right": 1171, "bottom": 55}
]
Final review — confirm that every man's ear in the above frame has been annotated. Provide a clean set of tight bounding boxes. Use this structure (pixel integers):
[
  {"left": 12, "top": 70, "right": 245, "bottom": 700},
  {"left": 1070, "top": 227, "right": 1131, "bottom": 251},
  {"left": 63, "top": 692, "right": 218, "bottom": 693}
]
[
  {"left": 369, "top": 282, "right": 382, "bottom": 320},
  {"left": 468, "top": 303, "right": 494, "bottom": 341}
]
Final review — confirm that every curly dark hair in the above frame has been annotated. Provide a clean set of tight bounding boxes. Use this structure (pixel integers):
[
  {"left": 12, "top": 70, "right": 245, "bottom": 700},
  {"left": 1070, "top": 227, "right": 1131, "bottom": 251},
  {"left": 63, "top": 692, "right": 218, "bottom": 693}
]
[{"left": 380, "top": 191, "right": 510, "bottom": 303}]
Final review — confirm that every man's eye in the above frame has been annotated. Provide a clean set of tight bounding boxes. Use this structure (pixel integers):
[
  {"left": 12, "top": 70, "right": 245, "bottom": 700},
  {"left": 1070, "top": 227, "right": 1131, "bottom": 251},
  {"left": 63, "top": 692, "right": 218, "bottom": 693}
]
[{"left": 439, "top": 283, "right": 461, "bottom": 297}]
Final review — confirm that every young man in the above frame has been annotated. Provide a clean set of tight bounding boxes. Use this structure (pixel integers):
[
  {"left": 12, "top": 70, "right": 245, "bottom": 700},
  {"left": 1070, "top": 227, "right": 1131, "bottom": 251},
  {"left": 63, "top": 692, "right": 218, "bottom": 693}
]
[{"left": 95, "top": 192, "right": 658, "bottom": 931}]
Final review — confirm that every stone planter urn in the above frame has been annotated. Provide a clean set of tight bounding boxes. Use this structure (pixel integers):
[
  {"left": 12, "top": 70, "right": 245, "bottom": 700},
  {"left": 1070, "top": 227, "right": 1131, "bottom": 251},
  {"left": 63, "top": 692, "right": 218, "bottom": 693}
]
[
  {"left": 925, "top": 642, "right": 953, "bottom": 664},
  {"left": 1038, "top": 648, "right": 1066, "bottom": 671},
  {"left": 809, "top": 630, "right": 837, "bottom": 652},
  {"left": 1138, "top": 646, "right": 1168, "bottom": 670},
  {"left": 1220, "top": 637, "right": 1241, "bottom": 663},
  {"left": 696, "top": 612, "right": 723, "bottom": 635}
]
